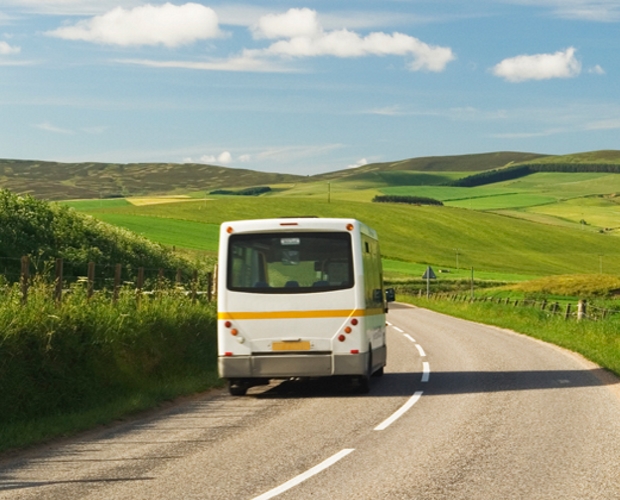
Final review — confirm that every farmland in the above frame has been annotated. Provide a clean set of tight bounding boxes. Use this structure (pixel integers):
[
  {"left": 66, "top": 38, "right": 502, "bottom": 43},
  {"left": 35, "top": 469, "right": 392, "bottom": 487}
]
[{"left": 2, "top": 149, "right": 618, "bottom": 281}]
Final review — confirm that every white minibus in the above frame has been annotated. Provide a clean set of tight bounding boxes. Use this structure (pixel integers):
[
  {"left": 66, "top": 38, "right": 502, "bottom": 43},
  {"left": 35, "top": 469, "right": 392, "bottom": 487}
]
[{"left": 217, "top": 217, "right": 395, "bottom": 395}]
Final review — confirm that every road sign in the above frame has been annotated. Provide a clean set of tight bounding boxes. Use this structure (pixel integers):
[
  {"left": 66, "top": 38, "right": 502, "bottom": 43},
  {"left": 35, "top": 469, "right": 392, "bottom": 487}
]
[{"left": 422, "top": 266, "right": 437, "bottom": 280}]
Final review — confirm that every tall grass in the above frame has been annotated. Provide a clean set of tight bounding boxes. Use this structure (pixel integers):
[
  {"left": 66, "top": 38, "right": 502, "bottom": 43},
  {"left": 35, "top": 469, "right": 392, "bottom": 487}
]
[
  {"left": 403, "top": 296, "right": 620, "bottom": 377},
  {"left": 0, "top": 280, "right": 218, "bottom": 452}
]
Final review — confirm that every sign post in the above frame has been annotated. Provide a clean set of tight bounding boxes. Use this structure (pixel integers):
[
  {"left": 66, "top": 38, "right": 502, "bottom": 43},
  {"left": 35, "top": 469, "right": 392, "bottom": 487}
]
[{"left": 422, "top": 266, "right": 436, "bottom": 298}]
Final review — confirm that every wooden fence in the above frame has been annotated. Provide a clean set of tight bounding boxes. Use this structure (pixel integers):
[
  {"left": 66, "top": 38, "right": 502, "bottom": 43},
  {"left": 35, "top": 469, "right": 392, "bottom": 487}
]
[
  {"left": 13, "top": 256, "right": 216, "bottom": 305},
  {"left": 421, "top": 291, "right": 620, "bottom": 321}
]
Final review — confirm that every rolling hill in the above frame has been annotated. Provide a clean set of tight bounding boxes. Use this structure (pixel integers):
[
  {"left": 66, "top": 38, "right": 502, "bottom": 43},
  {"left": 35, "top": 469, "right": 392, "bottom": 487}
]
[
  {"left": 0, "top": 159, "right": 305, "bottom": 201},
  {"left": 2, "top": 151, "right": 620, "bottom": 201}
]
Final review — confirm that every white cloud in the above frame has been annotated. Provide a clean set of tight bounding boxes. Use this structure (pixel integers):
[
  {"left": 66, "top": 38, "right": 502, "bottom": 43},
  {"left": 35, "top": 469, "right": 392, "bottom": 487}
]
[
  {"left": 198, "top": 151, "right": 233, "bottom": 165},
  {"left": 35, "top": 122, "right": 73, "bottom": 134},
  {"left": 249, "top": 8, "right": 455, "bottom": 73},
  {"left": 506, "top": 0, "right": 620, "bottom": 21},
  {"left": 238, "top": 154, "right": 251, "bottom": 162},
  {"left": 347, "top": 158, "right": 368, "bottom": 169},
  {"left": 253, "top": 7, "right": 321, "bottom": 39},
  {"left": 0, "top": 40, "right": 20, "bottom": 54},
  {"left": 588, "top": 64, "right": 605, "bottom": 74},
  {"left": 47, "top": 3, "right": 221, "bottom": 47},
  {"left": 116, "top": 54, "right": 295, "bottom": 73},
  {"left": 492, "top": 47, "right": 581, "bottom": 82}
]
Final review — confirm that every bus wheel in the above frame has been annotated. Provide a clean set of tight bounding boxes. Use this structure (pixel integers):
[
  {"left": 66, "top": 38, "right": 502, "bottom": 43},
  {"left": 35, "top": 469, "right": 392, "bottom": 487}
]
[
  {"left": 373, "top": 366, "right": 384, "bottom": 377},
  {"left": 228, "top": 379, "right": 248, "bottom": 396}
]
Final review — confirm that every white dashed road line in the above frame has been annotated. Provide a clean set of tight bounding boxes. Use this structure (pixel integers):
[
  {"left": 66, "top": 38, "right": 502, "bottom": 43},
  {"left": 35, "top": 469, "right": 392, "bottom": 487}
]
[
  {"left": 252, "top": 449, "right": 356, "bottom": 500},
  {"left": 422, "top": 362, "right": 430, "bottom": 382},
  {"left": 256, "top": 323, "right": 432, "bottom": 497},
  {"left": 374, "top": 391, "right": 425, "bottom": 431}
]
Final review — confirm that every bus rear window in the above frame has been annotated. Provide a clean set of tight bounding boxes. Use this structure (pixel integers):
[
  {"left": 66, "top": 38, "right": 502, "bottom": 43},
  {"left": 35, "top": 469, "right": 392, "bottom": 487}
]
[{"left": 228, "top": 232, "right": 353, "bottom": 293}]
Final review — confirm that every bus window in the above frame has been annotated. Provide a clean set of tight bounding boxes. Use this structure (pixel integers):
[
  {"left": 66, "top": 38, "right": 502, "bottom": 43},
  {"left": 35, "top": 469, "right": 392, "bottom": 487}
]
[{"left": 228, "top": 232, "right": 353, "bottom": 293}]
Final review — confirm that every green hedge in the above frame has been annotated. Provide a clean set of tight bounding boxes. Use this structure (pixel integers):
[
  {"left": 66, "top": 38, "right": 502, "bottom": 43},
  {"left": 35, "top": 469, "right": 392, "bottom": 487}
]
[{"left": 372, "top": 195, "right": 443, "bottom": 206}]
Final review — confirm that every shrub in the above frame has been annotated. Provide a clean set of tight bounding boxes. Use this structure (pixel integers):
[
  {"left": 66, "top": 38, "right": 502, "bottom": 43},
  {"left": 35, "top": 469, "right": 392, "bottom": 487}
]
[{"left": 373, "top": 195, "right": 443, "bottom": 206}]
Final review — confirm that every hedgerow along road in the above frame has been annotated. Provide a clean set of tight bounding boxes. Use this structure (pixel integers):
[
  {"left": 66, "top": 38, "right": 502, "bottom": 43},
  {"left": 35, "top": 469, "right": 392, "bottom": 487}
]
[{"left": 1, "top": 303, "right": 619, "bottom": 499}]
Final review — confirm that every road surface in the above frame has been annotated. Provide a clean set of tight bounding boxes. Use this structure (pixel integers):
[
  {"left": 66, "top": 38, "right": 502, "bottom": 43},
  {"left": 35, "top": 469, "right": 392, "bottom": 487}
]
[{"left": 1, "top": 303, "right": 619, "bottom": 499}]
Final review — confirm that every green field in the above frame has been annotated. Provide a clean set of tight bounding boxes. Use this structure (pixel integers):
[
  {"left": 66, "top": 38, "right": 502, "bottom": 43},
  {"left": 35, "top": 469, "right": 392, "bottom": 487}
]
[
  {"left": 80, "top": 197, "right": 620, "bottom": 278},
  {"left": 37, "top": 149, "right": 619, "bottom": 283},
  {"left": 92, "top": 214, "right": 220, "bottom": 252}
]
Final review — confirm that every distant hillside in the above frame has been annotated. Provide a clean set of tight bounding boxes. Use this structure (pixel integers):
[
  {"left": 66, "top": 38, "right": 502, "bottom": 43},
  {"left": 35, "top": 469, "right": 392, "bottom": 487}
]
[
  {"left": 523, "top": 150, "right": 620, "bottom": 165},
  {"left": 0, "top": 159, "right": 304, "bottom": 201},
  {"left": 450, "top": 150, "right": 620, "bottom": 188},
  {"left": 2, "top": 150, "right": 620, "bottom": 200},
  {"left": 314, "top": 152, "right": 549, "bottom": 182}
]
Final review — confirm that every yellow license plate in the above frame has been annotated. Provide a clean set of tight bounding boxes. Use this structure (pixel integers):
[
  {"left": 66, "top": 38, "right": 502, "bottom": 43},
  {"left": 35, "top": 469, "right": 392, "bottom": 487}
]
[{"left": 272, "top": 341, "right": 311, "bottom": 351}]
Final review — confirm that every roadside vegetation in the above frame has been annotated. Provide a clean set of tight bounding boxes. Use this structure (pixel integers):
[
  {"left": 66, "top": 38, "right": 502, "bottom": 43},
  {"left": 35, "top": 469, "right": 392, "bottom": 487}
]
[{"left": 0, "top": 281, "right": 218, "bottom": 453}]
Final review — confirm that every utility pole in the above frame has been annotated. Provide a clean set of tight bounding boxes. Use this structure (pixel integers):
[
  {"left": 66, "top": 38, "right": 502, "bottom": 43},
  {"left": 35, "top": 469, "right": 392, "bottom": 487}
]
[
  {"left": 470, "top": 267, "right": 474, "bottom": 300},
  {"left": 327, "top": 182, "right": 331, "bottom": 203}
]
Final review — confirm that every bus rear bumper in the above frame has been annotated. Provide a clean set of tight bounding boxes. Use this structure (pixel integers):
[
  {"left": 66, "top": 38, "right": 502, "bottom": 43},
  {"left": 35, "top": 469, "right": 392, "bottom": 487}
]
[{"left": 219, "top": 351, "right": 377, "bottom": 379}]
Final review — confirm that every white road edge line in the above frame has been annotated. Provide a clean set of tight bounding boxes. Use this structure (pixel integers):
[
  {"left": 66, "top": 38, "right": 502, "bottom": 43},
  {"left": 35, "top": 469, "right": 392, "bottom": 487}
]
[
  {"left": 393, "top": 326, "right": 404, "bottom": 333},
  {"left": 374, "top": 391, "right": 424, "bottom": 431},
  {"left": 404, "top": 334, "right": 416, "bottom": 343},
  {"left": 251, "top": 449, "right": 355, "bottom": 500},
  {"left": 415, "top": 344, "right": 426, "bottom": 357},
  {"left": 422, "top": 362, "right": 430, "bottom": 382}
]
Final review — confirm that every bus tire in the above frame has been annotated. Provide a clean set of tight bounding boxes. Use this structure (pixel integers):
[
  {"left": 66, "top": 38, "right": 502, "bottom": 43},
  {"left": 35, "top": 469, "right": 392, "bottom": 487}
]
[
  {"left": 228, "top": 379, "right": 248, "bottom": 396},
  {"left": 373, "top": 366, "right": 384, "bottom": 377}
]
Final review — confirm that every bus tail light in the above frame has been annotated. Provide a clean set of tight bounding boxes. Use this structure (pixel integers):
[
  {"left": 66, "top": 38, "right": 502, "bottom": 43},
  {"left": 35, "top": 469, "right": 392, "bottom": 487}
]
[
  {"left": 230, "top": 329, "right": 239, "bottom": 336},
  {"left": 344, "top": 326, "right": 352, "bottom": 334},
  {"left": 351, "top": 318, "right": 358, "bottom": 326},
  {"left": 350, "top": 349, "right": 359, "bottom": 354},
  {"left": 338, "top": 334, "right": 346, "bottom": 342},
  {"left": 224, "top": 352, "right": 233, "bottom": 356}
]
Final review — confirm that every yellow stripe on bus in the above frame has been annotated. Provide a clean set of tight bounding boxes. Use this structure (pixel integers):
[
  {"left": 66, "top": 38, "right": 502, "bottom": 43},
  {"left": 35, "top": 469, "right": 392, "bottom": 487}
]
[{"left": 218, "top": 308, "right": 382, "bottom": 320}]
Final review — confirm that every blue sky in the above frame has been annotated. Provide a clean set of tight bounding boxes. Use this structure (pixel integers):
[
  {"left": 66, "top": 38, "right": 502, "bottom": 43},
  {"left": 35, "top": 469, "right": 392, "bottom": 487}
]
[{"left": 0, "top": 1, "right": 618, "bottom": 174}]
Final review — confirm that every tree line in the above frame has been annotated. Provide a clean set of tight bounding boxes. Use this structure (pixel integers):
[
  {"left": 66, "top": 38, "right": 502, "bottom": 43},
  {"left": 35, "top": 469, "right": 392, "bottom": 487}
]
[{"left": 448, "top": 163, "right": 620, "bottom": 188}]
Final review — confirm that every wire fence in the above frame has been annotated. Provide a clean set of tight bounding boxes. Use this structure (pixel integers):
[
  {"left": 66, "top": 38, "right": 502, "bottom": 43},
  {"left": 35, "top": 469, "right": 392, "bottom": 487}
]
[
  {"left": 2, "top": 255, "right": 217, "bottom": 305},
  {"left": 421, "top": 291, "right": 620, "bottom": 321}
]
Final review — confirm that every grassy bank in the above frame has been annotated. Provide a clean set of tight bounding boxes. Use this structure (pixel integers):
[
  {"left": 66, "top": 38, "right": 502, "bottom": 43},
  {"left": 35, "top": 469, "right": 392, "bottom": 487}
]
[
  {"left": 0, "top": 281, "right": 219, "bottom": 453},
  {"left": 402, "top": 296, "right": 620, "bottom": 378}
]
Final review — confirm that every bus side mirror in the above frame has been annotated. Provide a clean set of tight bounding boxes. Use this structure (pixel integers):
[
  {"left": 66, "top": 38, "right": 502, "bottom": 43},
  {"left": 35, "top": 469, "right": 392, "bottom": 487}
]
[{"left": 385, "top": 288, "right": 395, "bottom": 303}]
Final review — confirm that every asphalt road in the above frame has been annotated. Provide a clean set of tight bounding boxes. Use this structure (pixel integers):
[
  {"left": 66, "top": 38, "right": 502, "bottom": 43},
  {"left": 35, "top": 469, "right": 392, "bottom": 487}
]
[{"left": 1, "top": 303, "right": 619, "bottom": 499}]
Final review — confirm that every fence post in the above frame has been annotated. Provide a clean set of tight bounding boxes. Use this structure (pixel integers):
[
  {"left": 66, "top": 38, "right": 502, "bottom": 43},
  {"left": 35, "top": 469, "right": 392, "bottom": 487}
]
[
  {"left": 21, "top": 256, "right": 29, "bottom": 305},
  {"left": 87, "top": 261, "right": 95, "bottom": 299},
  {"left": 564, "top": 303, "right": 572, "bottom": 320},
  {"left": 55, "top": 257, "right": 63, "bottom": 304},
  {"left": 541, "top": 299, "right": 547, "bottom": 311},
  {"left": 207, "top": 272, "right": 213, "bottom": 303},
  {"left": 176, "top": 268, "right": 182, "bottom": 287},
  {"left": 136, "top": 267, "right": 144, "bottom": 305},
  {"left": 577, "top": 299, "right": 586, "bottom": 321},
  {"left": 551, "top": 302, "right": 559, "bottom": 314},
  {"left": 192, "top": 270, "right": 198, "bottom": 302},
  {"left": 113, "top": 263, "right": 121, "bottom": 303}
]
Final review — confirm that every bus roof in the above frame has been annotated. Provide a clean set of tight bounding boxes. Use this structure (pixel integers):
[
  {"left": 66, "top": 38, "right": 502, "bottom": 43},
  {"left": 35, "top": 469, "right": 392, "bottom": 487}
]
[{"left": 220, "top": 217, "right": 378, "bottom": 240}]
